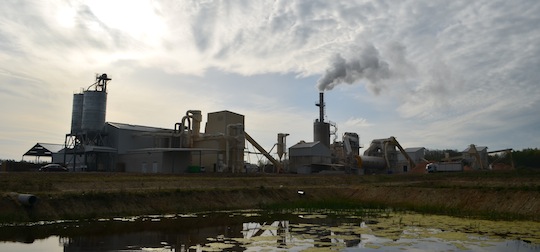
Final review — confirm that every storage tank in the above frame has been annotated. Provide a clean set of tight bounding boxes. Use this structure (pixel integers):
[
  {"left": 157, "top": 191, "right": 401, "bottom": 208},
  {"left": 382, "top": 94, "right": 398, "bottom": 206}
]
[
  {"left": 360, "top": 155, "right": 387, "bottom": 174},
  {"left": 70, "top": 93, "right": 84, "bottom": 134},
  {"left": 277, "top": 133, "right": 289, "bottom": 160},
  {"left": 81, "top": 90, "right": 107, "bottom": 132},
  {"left": 190, "top": 110, "right": 202, "bottom": 136},
  {"left": 314, "top": 121, "right": 330, "bottom": 148}
]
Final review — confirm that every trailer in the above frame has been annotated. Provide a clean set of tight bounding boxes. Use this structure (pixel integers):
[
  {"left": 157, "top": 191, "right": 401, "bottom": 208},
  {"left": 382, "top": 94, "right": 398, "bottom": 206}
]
[{"left": 426, "top": 162, "right": 463, "bottom": 173}]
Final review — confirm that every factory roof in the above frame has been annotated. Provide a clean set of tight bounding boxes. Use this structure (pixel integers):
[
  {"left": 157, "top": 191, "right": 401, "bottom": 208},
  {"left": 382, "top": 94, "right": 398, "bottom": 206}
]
[
  {"left": 290, "top": 141, "right": 322, "bottom": 149},
  {"left": 23, "top": 143, "right": 64, "bottom": 157},
  {"left": 107, "top": 122, "right": 171, "bottom": 132},
  {"left": 127, "top": 148, "right": 221, "bottom": 153},
  {"left": 462, "top": 146, "right": 488, "bottom": 152},
  {"left": 404, "top": 147, "right": 426, "bottom": 152},
  {"left": 207, "top": 110, "right": 244, "bottom": 117}
]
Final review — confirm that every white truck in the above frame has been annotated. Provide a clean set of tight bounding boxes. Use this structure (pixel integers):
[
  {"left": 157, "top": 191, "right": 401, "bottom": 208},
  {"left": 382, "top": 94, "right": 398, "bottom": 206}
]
[{"left": 426, "top": 162, "right": 463, "bottom": 173}]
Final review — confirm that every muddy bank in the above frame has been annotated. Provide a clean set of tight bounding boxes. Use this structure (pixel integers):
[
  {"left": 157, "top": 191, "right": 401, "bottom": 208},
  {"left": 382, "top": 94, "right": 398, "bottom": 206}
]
[{"left": 1, "top": 172, "right": 539, "bottom": 223}]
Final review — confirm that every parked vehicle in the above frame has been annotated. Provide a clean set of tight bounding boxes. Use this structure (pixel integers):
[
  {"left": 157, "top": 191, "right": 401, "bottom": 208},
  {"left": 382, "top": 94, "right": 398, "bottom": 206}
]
[
  {"left": 39, "top": 164, "right": 68, "bottom": 172},
  {"left": 426, "top": 162, "right": 463, "bottom": 173}
]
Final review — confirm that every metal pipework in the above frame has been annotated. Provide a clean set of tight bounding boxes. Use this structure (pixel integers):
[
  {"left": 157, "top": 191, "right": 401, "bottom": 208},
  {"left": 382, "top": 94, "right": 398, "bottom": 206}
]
[
  {"left": 18, "top": 194, "right": 37, "bottom": 207},
  {"left": 9, "top": 193, "right": 38, "bottom": 207},
  {"left": 179, "top": 110, "right": 202, "bottom": 147},
  {"left": 190, "top": 110, "right": 202, "bottom": 138}
]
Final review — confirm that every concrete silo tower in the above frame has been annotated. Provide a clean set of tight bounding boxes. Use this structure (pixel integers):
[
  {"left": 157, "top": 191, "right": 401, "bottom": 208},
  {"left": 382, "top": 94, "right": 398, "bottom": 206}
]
[{"left": 64, "top": 74, "right": 112, "bottom": 171}]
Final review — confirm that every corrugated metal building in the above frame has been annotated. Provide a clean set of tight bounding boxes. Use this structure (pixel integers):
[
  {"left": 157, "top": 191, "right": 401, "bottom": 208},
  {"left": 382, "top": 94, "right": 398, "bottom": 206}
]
[
  {"left": 396, "top": 147, "right": 426, "bottom": 172},
  {"left": 48, "top": 121, "right": 224, "bottom": 173},
  {"left": 105, "top": 122, "right": 193, "bottom": 173},
  {"left": 462, "top": 145, "right": 489, "bottom": 170},
  {"left": 398, "top": 147, "right": 426, "bottom": 163},
  {"left": 288, "top": 141, "right": 331, "bottom": 173},
  {"left": 102, "top": 122, "right": 223, "bottom": 173}
]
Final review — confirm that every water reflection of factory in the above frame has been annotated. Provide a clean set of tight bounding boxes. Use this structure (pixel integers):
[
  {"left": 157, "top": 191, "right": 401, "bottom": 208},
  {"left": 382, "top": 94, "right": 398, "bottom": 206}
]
[
  {"left": 242, "top": 220, "right": 362, "bottom": 250},
  {"left": 8, "top": 210, "right": 538, "bottom": 251},
  {"left": 62, "top": 219, "right": 243, "bottom": 252},
  {"left": 61, "top": 216, "right": 362, "bottom": 251}
]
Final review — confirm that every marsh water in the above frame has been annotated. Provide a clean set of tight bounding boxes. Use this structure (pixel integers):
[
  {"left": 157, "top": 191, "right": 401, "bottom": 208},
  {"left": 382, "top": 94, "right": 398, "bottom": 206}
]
[{"left": 0, "top": 209, "right": 539, "bottom": 252}]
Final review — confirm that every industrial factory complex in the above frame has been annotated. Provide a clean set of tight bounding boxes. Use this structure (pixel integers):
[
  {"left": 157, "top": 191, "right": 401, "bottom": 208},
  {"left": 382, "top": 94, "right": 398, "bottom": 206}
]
[{"left": 22, "top": 74, "right": 508, "bottom": 174}]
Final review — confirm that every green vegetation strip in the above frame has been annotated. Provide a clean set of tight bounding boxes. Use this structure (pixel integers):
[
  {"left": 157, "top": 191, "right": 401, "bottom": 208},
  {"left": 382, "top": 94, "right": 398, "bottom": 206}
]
[{"left": 0, "top": 171, "right": 539, "bottom": 223}]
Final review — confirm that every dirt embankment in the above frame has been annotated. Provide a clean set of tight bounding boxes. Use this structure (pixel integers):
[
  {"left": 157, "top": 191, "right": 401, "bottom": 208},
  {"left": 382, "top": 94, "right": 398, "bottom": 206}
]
[{"left": 1, "top": 171, "right": 539, "bottom": 223}]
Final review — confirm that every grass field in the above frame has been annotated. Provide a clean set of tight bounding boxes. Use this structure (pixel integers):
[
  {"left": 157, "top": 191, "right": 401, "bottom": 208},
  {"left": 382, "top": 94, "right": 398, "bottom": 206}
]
[{"left": 1, "top": 169, "right": 539, "bottom": 223}]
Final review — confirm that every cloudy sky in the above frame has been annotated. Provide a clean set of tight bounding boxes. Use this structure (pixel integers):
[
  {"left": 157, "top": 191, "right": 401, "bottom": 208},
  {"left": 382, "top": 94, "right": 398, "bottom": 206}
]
[{"left": 1, "top": 0, "right": 539, "bottom": 161}]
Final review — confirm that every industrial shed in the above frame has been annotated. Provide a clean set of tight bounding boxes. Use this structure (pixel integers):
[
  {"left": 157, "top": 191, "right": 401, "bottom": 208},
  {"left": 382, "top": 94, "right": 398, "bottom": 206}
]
[
  {"left": 76, "top": 122, "right": 222, "bottom": 173},
  {"left": 288, "top": 141, "right": 331, "bottom": 173},
  {"left": 462, "top": 145, "right": 489, "bottom": 170},
  {"left": 119, "top": 148, "right": 220, "bottom": 173},
  {"left": 23, "top": 143, "right": 64, "bottom": 162},
  {"left": 105, "top": 122, "right": 177, "bottom": 173},
  {"left": 56, "top": 122, "right": 226, "bottom": 173},
  {"left": 399, "top": 147, "right": 426, "bottom": 164},
  {"left": 397, "top": 147, "right": 426, "bottom": 172}
]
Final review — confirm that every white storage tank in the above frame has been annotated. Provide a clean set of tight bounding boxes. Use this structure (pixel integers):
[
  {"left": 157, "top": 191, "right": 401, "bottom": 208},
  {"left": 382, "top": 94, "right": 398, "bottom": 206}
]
[
  {"left": 81, "top": 90, "right": 107, "bottom": 132},
  {"left": 70, "top": 93, "right": 84, "bottom": 134}
]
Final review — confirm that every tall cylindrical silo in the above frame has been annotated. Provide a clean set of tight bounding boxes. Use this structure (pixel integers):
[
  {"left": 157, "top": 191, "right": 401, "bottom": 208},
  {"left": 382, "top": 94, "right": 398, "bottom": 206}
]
[
  {"left": 277, "top": 133, "right": 289, "bottom": 160},
  {"left": 70, "top": 93, "right": 84, "bottom": 134},
  {"left": 314, "top": 121, "right": 330, "bottom": 149},
  {"left": 81, "top": 90, "right": 107, "bottom": 132}
]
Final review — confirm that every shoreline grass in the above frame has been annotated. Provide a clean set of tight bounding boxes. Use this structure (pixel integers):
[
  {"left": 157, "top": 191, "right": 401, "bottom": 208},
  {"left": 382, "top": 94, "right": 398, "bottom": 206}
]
[{"left": 1, "top": 170, "right": 539, "bottom": 223}]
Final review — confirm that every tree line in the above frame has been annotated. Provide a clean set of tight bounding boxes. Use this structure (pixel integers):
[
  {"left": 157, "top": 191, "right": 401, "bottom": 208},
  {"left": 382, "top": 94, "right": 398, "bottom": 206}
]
[{"left": 512, "top": 148, "right": 540, "bottom": 169}]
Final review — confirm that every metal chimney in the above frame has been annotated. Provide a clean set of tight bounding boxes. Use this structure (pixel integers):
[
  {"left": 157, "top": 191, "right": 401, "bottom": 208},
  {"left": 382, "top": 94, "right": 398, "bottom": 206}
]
[
  {"left": 316, "top": 92, "right": 325, "bottom": 122},
  {"left": 314, "top": 92, "right": 330, "bottom": 148}
]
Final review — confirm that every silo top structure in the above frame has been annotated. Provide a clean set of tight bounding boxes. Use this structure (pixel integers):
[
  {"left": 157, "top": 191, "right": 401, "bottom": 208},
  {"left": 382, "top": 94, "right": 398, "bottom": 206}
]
[
  {"left": 89, "top": 73, "right": 111, "bottom": 92},
  {"left": 80, "top": 74, "right": 111, "bottom": 133}
]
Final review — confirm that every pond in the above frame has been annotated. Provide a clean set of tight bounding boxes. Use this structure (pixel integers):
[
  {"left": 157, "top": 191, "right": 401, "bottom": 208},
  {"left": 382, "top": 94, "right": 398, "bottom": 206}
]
[{"left": 0, "top": 209, "right": 539, "bottom": 251}]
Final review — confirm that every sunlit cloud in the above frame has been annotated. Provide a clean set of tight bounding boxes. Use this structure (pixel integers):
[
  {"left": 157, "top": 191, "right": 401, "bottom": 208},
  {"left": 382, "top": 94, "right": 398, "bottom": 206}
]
[{"left": 1, "top": 0, "right": 539, "bottom": 159}]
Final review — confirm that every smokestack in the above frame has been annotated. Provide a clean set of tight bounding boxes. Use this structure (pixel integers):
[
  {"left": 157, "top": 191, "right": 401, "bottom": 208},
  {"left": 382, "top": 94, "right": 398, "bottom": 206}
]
[
  {"left": 316, "top": 92, "right": 325, "bottom": 122},
  {"left": 314, "top": 92, "right": 330, "bottom": 149}
]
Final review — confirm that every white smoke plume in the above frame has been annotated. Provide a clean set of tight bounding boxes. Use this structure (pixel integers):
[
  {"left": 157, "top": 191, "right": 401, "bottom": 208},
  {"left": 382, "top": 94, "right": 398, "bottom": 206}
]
[{"left": 317, "top": 43, "right": 393, "bottom": 93}]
